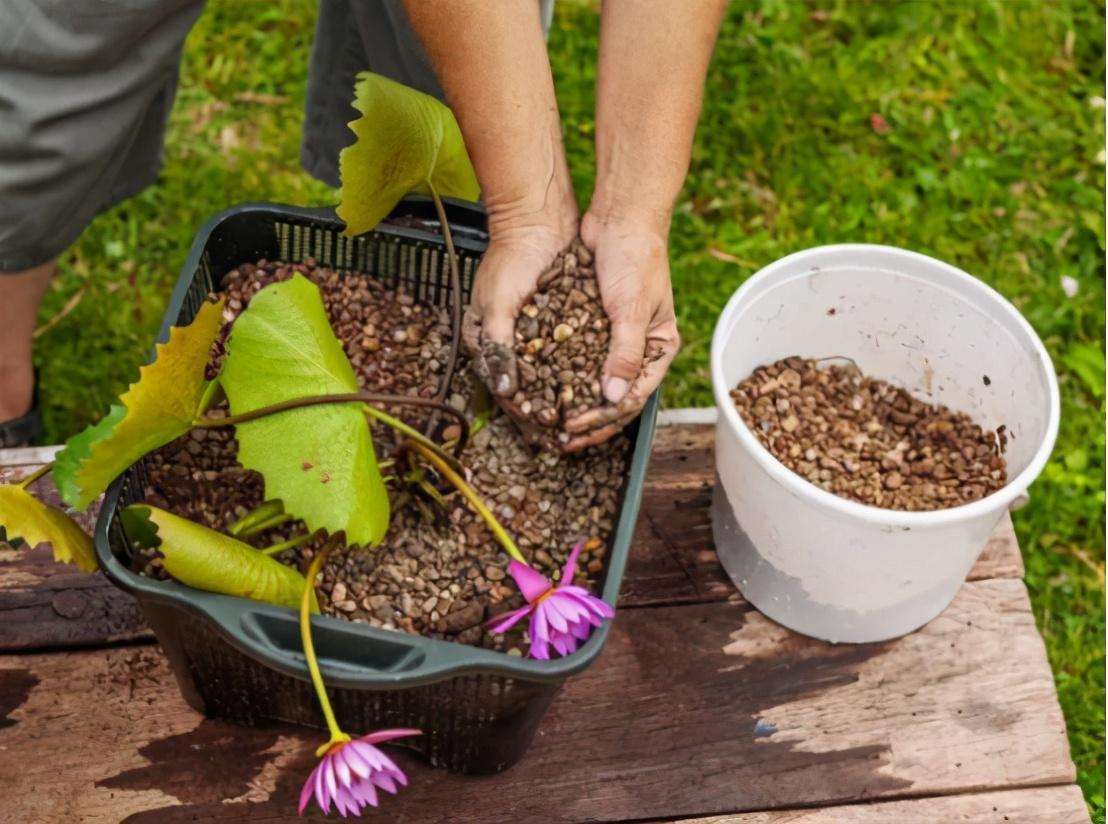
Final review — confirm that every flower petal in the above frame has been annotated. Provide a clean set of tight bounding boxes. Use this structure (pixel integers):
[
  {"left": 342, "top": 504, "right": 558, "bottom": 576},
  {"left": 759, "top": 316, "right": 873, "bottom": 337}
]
[
  {"left": 509, "top": 560, "right": 552, "bottom": 602},
  {"left": 341, "top": 745, "right": 371, "bottom": 780},
  {"left": 314, "top": 759, "right": 330, "bottom": 812},
  {"left": 543, "top": 600, "right": 569, "bottom": 633},
  {"left": 531, "top": 604, "right": 550, "bottom": 643},
  {"left": 324, "top": 756, "right": 339, "bottom": 805},
  {"left": 548, "top": 592, "right": 587, "bottom": 624},
  {"left": 333, "top": 749, "right": 352, "bottom": 788},
  {"left": 351, "top": 777, "right": 379, "bottom": 808},
  {"left": 487, "top": 605, "right": 532, "bottom": 635},
  {"left": 361, "top": 728, "right": 421, "bottom": 746},
  {"left": 373, "top": 771, "right": 399, "bottom": 794},
  {"left": 298, "top": 766, "right": 318, "bottom": 815},
  {"left": 352, "top": 740, "right": 386, "bottom": 771},
  {"left": 559, "top": 541, "right": 585, "bottom": 586},
  {"left": 569, "top": 618, "right": 591, "bottom": 641}
]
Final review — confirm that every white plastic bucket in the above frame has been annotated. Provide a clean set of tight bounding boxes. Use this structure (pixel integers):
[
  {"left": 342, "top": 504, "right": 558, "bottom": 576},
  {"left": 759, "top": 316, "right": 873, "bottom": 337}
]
[{"left": 710, "top": 244, "right": 1059, "bottom": 643}]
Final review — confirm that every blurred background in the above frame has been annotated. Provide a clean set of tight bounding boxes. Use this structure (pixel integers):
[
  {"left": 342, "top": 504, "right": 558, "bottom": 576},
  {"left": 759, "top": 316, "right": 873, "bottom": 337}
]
[{"left": 28, "top": 0, "right": 1104, "bottom": 814}]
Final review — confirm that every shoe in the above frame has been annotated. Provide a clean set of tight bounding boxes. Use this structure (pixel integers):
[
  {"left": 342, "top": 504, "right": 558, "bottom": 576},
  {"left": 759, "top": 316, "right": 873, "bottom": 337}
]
[{"left": 0, "top": 374, "right": 43, "bottom": 448}]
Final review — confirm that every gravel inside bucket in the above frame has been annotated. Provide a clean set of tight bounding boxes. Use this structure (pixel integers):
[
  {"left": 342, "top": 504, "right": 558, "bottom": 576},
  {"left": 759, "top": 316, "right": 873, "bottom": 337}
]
[
  {"left": 138, "top": 258, "right": 628, "bottom": 654},
  {"left": 730, "top": 356, "right": 1007, "bottom": 511}
]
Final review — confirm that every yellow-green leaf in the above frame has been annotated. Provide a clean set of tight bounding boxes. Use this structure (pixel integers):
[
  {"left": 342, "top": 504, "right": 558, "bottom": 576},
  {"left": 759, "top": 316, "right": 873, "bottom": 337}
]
[
  {"left": 57, "top": 299, "right": 225, "bottom": 510},
  {"left": 0, "top": 484, "right": 97, "bottom": 571},
  {"left": 337, "top": 71, "right": 480, "bottom": 236},
  {"left": 220, "top": 275, "right": 388, "bottom": 546},
  {"left": 127, "top": 505, "right": 318, "bottom": 613}
]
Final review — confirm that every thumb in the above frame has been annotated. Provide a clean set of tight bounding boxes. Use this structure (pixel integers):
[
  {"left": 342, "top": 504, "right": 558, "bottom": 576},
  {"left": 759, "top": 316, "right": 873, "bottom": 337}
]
[{"left": 602, "top": 314, "right": 647, "bottom": 404}]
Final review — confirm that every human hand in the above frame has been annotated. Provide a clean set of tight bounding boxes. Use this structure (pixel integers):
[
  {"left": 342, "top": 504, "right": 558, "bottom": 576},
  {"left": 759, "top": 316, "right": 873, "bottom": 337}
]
[
  {"left": 562, "top": 212, "right": 680, "bottom": 452},
  {"left": 462, "top": 205, "right": 577, "bottom": 444}
]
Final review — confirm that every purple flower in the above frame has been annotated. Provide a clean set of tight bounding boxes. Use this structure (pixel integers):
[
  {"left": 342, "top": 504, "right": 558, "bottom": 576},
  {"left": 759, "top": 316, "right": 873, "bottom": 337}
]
[
  {"left": 299, "top": 729, "right": 420, "bottom": 817},
  {"left": 488, "top": 542, "right": 615, "bottom": 659}
]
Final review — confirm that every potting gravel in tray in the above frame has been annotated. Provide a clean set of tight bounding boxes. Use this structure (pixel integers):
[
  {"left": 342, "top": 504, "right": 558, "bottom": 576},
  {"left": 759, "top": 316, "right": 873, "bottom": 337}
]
[
  {"left": 139, "top": 258, "right": 628, "bottom": 654},
  {"left": 731, "top": 356, "right": 1007, "bottom": 511}
]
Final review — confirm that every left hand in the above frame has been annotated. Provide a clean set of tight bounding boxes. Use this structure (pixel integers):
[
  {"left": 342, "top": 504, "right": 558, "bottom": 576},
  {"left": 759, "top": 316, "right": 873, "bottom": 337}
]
[{"left": 563, "top": 211, "right": 680, "bottom": 451}]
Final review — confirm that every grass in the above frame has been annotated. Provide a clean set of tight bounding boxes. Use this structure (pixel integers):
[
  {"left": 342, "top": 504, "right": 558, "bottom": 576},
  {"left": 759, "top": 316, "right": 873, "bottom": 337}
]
[{"left": 29, "top": 0, "right": 1103, "bottom": 816}]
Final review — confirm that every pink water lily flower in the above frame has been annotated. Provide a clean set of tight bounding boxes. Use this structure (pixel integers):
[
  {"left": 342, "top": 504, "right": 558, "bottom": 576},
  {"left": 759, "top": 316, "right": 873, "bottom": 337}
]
[
  {"left": 299, "top": 729, "right": 420, "bottom": 817},
  {"left": 488, "top": 542, "right": 615, "bottom": 659}
]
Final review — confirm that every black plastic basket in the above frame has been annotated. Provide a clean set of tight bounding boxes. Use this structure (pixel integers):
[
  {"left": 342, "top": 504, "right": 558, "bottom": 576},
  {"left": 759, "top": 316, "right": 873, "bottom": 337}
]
[{"left": 93, "top": 200, "right": 658, "bottom": 774}]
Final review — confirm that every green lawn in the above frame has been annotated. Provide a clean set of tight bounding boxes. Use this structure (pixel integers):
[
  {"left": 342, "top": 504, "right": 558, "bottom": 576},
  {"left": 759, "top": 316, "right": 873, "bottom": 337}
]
[{"left": 31, "top": 0, "right": 1104, "bottom": 816}]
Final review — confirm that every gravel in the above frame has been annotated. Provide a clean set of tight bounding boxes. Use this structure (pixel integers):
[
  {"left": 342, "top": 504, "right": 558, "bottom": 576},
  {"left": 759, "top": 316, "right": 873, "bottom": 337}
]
[
  {"left": 730, "top": 356, "right": 1007, "bottom": 511},
  {"left": 508, "top": 238, "right": 610, "bottom": 448},
  {"left": 140, "top": 258, "right": 629, "bottom": 653}
]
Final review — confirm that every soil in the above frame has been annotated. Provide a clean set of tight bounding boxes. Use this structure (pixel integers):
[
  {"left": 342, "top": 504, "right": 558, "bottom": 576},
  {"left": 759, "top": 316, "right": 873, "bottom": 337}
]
[
  {"left": 730, "top": 356, "right": 1007, "bottom": 511},
  {"left": 508, "top": 238, "right": 610, "bottom": 448},
  {"left": 139, "top": 258, "right": 628, "bottom": 654}
]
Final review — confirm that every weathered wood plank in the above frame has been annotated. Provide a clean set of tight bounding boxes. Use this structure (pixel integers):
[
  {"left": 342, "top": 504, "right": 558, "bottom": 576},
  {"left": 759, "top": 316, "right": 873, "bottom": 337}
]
[
  {"left": 672, "top": 785, "right": 1090, "bottom": 823},
  {"left": 0, "top": 424, "right": 1025, "bottom": 650},
  {"left": 0, "top": 579, "right": 1073, "bottom": 823},
  {"left": 0, "top": 468, "right": 150, "bottom": 651}
]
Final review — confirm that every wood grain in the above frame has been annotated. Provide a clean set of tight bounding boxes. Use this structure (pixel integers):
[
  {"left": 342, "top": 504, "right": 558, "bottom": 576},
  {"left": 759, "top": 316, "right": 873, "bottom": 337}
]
[
  {"left": 0, "top": 578, "right": 1074, "bottom": 823},
  {"left": 673, "top": 785, "right": 1090, "bottom": 823}
]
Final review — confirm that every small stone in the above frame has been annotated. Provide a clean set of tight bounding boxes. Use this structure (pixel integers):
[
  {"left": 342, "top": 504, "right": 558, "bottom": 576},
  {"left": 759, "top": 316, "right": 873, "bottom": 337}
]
[
  {"left": 552, "top": 323, "right": 574, "bottom": 342},
  {"left": 485, "top": 565, "right": 506, "bottom": 581},
  {"left": 331, "top": 582, "right": 348, "bottom": 603}
]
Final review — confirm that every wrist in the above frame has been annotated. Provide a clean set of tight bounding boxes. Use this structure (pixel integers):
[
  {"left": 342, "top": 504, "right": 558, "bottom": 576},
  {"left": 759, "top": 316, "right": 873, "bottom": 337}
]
[{"left": 580, "top": 208, "right": 669, "bottom": 249}]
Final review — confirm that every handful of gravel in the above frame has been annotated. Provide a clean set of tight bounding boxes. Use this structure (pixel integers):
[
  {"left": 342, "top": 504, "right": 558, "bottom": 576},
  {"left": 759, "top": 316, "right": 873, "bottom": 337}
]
[
  {"left": 509, "top": 238, "right": 610, "bottom": 448},
  {"left": 731, "top": 357, "right": 1007, "bottom": 511}
]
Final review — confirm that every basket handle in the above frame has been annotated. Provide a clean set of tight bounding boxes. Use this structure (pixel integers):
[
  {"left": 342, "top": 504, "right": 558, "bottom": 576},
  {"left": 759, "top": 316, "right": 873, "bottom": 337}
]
[{"left": 234, "top": 605, "right": 495, "bottom": 688}]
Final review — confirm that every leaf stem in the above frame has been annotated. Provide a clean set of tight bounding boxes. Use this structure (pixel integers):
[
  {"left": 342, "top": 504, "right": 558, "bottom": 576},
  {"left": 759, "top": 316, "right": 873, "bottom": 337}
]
[
  {"left": 16, "top": 464, "right": 52, "bottom": 490},
  {"left": 408, "top": 440, "right": 526, "bottom": 564},
  {"left": 227, "top": 499, "right": 284, "bottom": 536},
  {"left": 260, "top": 532, "right": 312, "bottom": 556},
  {"left": 362, "top": 405, "right": 465, "bottom": 475},
  {"left": 242, "top": 512, "right": 294, "bottom": 537},
  {"left": 193, "top": 392, "right": 468, "bottom": 452},
  {"left": 300, "top": 539, "right": 348, "bottom": 745},
  {"left": 427, "top": 187, "right": 464, "bottom": 413}
]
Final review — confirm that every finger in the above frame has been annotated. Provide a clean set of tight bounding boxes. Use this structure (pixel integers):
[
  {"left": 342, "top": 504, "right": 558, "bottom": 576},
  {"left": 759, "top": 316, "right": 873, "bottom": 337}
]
[
  {"left": 462, "top": 309, "right": 483, "bottom": 357},
  {"left": 602, "top": 310, "right": 648, "bottom": 404},
  {"left": 565, "top": 327, "right": 678, "bottom": 433},
  {"left": 563, "top": 423, "right": 623, "bottom": 453},
  {"left": 479, "top": 339, "right": 518, "bottom": 397}
]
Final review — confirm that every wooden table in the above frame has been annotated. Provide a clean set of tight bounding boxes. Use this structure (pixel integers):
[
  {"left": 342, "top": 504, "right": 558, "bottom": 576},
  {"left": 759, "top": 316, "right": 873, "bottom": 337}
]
[{"left": 0, "top": 424, "right": 1089, "bottom": 823}]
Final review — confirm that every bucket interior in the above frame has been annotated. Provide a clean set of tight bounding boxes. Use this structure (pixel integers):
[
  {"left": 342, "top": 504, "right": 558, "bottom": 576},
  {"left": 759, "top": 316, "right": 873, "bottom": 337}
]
[{"left": 716, "top": 247, "right": 1055, "bottom": 479}]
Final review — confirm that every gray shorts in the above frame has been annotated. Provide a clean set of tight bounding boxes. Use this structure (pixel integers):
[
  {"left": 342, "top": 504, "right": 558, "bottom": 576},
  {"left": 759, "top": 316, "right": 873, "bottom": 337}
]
[{"left": 0, "top": 0, "right": 552, "bottom": 272}]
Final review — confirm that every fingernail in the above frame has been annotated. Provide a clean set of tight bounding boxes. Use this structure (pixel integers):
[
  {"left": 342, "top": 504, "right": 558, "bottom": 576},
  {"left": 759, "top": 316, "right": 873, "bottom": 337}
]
[
  {"left": 496, "top": 373, "right": 512, "bottom": 395},
  {"left": 604, "top": 377, "right": 630, "bottom": 404}
]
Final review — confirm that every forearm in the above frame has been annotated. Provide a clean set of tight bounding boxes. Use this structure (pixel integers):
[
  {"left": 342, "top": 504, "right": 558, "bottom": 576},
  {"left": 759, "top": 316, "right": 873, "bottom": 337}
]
[
  {"left": 589, "top": 0, "right": 727, "bottom": 232},
  {"left": 402, "top": 1, "right": 576, "bottom": 234}
]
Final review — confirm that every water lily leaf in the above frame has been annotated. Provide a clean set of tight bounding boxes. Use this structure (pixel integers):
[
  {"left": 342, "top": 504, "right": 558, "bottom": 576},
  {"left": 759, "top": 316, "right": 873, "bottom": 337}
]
[
  {"left": 337, "top": 71, "right": 480, "bottom": 236},
  {"left": 55, "top": 299, "right": 225, "bottom": 510},
  {"left": 127, "top": 505, "right": 318, "bottom": 613},
  {"left": 52, "top": 405, "right": 126, "bottom": 509},
  {"left": 220, "top": 274, "right": 388, "bottom": 546},
  {"left": 0, "top": 484, "right": 97, "bottom": 571}
]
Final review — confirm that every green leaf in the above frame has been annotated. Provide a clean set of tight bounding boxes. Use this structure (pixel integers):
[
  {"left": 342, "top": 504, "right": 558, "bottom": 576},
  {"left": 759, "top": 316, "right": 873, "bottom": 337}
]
[
  {"left": 337, "top": 71, "right": 480, "bottom": 236},
  {"left": 55, "top": 299, "right": 226, "bottom": 510},
  {"left": 0, "top": 484, "right": 97, "bottom": 571},
  {"left": 220, "top": 275, "right": 389, "bottom": 546},
  {"left": 53, "top": 405, "right": 126, "bottom": 508},
  {"left": 127, "top": 505, "right": 318, "bottom": 613}
]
